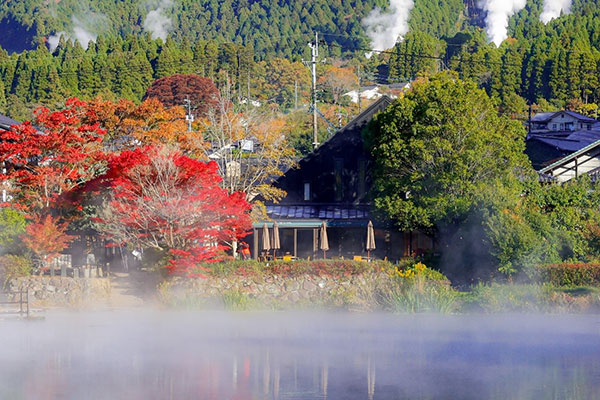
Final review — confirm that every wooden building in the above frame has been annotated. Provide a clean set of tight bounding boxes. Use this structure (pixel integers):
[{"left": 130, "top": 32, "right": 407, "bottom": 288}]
[{"left": 248, "top": 97, "right": 433, "bottom": 261}]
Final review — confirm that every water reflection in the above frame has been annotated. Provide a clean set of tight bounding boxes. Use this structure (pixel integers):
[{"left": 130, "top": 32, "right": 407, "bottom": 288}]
[{"left": 0, "top": 312, "right": 599, "bottom": 399}]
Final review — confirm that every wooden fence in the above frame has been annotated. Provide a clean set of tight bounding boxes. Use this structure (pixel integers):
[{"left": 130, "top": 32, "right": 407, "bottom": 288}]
[{"left": 0, "top": 289, "right": 29, "bottom": 317}]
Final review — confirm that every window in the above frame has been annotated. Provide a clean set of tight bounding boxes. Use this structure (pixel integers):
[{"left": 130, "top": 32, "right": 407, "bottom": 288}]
[
  {"left": 303, "top": 182, "right": 310, "bottom": 201},
  {"left": 552, "top": 124, "right": 557, "bottom": 130},
  {"left": 588, "top": 124, "right": 592, "bottom": 131},
  {"left": 560, "top": 123, "right": 564, "bottom": 130}
]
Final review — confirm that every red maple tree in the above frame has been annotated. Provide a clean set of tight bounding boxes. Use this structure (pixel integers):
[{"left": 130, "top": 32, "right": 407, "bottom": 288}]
[
  {"left": 92, "top": 145, "right": 252, "bottom": 276},
  {"left": 22, "top": 214, "right": 75, "bottom": 269},
  {"left": 0, "top": 98, "right": 107, "bottom": 214},
  {"left": 144, "top": 74, "right": 220, "bottom": 116}
]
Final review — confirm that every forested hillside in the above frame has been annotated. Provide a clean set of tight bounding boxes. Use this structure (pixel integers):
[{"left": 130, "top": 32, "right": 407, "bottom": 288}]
[
  {"left": 0, "top": 0, "right": 467, "bottom": 58},
  {"left": 2, "top": 0, "right": 600, "bottom": 121},
  {"left": 0, "top": 0, "right": 389, "bottom": 58}
]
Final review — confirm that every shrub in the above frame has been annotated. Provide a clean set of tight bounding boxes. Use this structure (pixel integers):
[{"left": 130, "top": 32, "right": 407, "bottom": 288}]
[
  {"left": 221, "top": 289, "right": 258, "bottom": 311},
  {"left": 465, "top": 283, "right": 549, "bottom": 313},
  {"left": 197, "top": 259, "right": 392, "bottom": 279},
  {"left": 378, "top": 262, "right": 459, "bottom": 313},
  {"left": 538, "top": 263, "right": 600, "bottom": 287},
  {"left": 0, "top": 208, "right": 27, "bottom": 254},
  {"left": 465, "top": 282, "right": 600, "bottom": 313},
  {"left": 0, "top": 255, "right": 32, "bottom": 287}
]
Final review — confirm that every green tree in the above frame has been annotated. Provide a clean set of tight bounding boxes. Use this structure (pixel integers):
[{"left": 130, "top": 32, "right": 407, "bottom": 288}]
[
  {"left": 367, "top": 72, "right": 530, "bottom": 231},
  {"left": 0, "top": 208, "right": 27, "bottom": 255},
  {"left": 0, "top": 78, "right": 6, "bottom": 112}
]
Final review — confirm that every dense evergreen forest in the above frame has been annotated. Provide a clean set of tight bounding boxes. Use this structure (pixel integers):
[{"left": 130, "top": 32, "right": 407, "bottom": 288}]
[{"left": 1, "top": 0, "right": 600, "bottom": 119}]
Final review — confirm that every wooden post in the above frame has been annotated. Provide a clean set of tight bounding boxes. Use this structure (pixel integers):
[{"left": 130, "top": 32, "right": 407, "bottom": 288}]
[
  {"left": 253, "top": 228, "right": 259, "bottom": 260},
  {"left": 293, "top": 228, "right": 298, "bottom": 258},
  {"left": 313, "top": 228, "right": 318, "bottom": 259}
]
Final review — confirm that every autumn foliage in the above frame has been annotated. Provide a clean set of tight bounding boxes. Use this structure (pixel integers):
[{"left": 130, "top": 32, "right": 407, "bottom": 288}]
[
  {"left": 0, "top": 97, "right": 262, "bottom": 274},
  {"left": 93, "top": 145, "right": 252, "bottom": 275},
  {"left": 0, "top": 98, "right": 107, "bottom": 213},
  {"left": 22, "top": 215, "right": 74, "bottom": 267},
  {"left": 144, "top": 74, "right": 219, "bottom": 116},
  {"left": 85, "top": 97, "right": 209, "bottom": 155}
]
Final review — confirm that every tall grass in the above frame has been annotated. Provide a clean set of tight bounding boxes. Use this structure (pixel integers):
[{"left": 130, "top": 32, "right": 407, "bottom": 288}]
[{"left": 378, "top": 262, "right": 459, "bottom": 314}]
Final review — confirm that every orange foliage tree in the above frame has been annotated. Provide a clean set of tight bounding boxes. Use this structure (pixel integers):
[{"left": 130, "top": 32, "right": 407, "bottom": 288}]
[
  {"left": 318, "top": 66, "right": 359, "bottom": 105},
  {"left": 86, "top": 97, "right": 207, "bottom": 156},
  {"left": 22, "top": 215, "right": 74, "bottom": 270},
  {"left": 199, "top": 94, "right": 296, "bottom": 202}
]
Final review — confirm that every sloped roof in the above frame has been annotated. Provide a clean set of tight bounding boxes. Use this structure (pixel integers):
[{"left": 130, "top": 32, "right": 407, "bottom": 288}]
[
  {"left": 308, "top": 95, "right": 393, "bottom": 155},
  {"left": 528, "top": 129, "right": 600, "bottom": 152},
  {"left": 0, "top": 114, "right": 20, "bottom": 130},
  {"left": 267, "top": 204, "right": 370, "bottom": 220},
  {"left": 539, "top": 139, "right": 600, "bottom": 174},
  {"left": 531, "top": 112, "right": 554, "bottom": 122},
  {"left": 532, "top": 110, "right": 597, "bottom": 123}
]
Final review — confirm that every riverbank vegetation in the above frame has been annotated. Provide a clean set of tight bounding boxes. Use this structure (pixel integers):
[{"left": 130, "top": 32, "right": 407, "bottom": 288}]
[
  {"left": 368, "top": 73, "right": 600, "bottom": 284},
  {"left": 155, "top": 259, "right": 600, "bottom": 314}
]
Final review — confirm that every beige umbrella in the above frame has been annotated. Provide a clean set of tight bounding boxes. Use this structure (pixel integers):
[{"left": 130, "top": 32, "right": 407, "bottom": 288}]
[
  {"left": 320, "top": 222, "right": 329, "bottom": 259},
  {"left": 262, "top": 223, "right": 271, "bottom": 258},
  {"left": 366, "top": 220, "right": 376, "bottom": 260},
  {"left": 272, "top": 221, "right": 281, "bottom": 259}
]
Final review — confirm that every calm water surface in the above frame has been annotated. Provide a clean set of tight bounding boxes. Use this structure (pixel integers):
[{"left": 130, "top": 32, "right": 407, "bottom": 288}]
[{"left": 0, "top": 311, "right": 599, "bottom": 399}]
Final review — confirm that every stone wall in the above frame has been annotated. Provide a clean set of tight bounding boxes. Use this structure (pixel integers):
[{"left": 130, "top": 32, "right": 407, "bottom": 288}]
[
  {"left": 7, "top": 277, "right": 111, "bottom": 308},
  {"left": 158, "top": 272, "right": 391, "bottom": 311}
]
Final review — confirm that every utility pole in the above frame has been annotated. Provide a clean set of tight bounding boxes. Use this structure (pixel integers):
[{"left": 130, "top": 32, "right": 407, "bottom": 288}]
[
  {"left": 294, "top": 80, "right": 298, "bottom": 110},
  {"left": 184, "top": 96, "right": 194, "bottom": 132},
  {"left": 528, "top": 103, "right": 532, "bottom": 136},
  {"left": 357, "top": 64, "right": 362, "bottom": 114},
  {"left": 247, "top": 73, "right": 251, "bottom": 113},
  {"left": 309, "top": 32, "right": 319, "bottom": 149}
]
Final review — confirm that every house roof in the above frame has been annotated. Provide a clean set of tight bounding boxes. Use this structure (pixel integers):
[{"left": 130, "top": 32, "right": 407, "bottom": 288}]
[
  {"left": 531, "top": 112, "right": 554, "bottom": 122},
  {"left": 531, "top": 110, "right": 597, "bottom": 123},
  {"left": 0, "top": 114, "right": 20, "bottom": 130},
  {"left": 267, "top": 204, "right": 371, "bottom": 220},
  {"left": 256, "top": 203, "right": 373, "bottom": 228},
  {"left": 528, "top": 129, "right": 600, "bottom": 153},
  {"left": 539, "top": 139, "right": 600, "bottom": 174},
  {"left": 308, "top": 95, "right": 393, "bottom": 155}
]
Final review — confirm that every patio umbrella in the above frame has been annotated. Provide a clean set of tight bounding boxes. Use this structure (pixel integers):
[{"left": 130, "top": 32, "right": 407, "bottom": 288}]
[
  {"left": 320, "top": 221, "right": 329, "bottom": 259},
  {"left": 262, "top": 223, "right": 271, "bottom": 258},
  {"left": 366, "top": 220, "right": 376, "bottom": 259},
  {"left": 272, "top": 221, "right": 281, "bottom": 259}
]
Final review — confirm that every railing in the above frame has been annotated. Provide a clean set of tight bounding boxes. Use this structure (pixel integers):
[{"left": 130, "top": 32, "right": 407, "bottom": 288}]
[{"left": 0, "top": 289, "right": 29, "bottom": 318}]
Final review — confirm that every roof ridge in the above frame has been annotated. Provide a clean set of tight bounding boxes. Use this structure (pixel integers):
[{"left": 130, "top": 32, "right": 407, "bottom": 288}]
[{"left": 540, "top": 138, "right": 600, "bottom": 173}]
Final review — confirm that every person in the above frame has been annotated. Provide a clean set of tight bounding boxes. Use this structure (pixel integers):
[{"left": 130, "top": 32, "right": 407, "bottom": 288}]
[{"left": 240, "top": 243, "right": 251, "bottom": 260}]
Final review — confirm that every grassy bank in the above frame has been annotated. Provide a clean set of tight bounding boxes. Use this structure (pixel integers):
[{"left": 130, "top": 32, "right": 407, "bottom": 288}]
[{"left": 158, "top": 260, "right": 600, "bottom": 314}]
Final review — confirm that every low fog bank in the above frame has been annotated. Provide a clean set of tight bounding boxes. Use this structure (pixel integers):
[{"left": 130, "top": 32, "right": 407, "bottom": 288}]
[{"left": 1, "top": 311, "right": 599, "bottom": 399}]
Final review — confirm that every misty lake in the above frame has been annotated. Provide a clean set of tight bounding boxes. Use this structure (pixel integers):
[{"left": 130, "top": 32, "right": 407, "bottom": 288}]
[{"left": 1, "top": 311, "right": 599, "bottom": 399}]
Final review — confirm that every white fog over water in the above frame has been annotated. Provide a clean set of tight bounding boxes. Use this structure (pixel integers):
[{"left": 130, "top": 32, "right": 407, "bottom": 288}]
[{"left": 1, "top": 311, "right": 599, "bottom": 399}]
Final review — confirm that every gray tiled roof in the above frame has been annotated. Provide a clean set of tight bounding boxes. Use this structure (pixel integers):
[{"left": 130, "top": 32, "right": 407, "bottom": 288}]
[
  {"left": 528, "top": 129, "right": 600, "bottom": 152},
  {"left": 267, "top": 204, "right": 370, "bottom": 220},
  {"left": 531, "top": 110, "right": 597, "bottom": 123},
  {"left": 0, "top": 114, "right": 20, "bottom": 130}
]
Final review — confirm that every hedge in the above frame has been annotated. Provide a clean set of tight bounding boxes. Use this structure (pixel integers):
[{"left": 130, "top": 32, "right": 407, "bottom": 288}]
[
  {"left": 202, "top": 259, "right": 395, "bottom": 278},
  {"left": 538, "top": 263, "right": 600, "bottom": 287}
]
